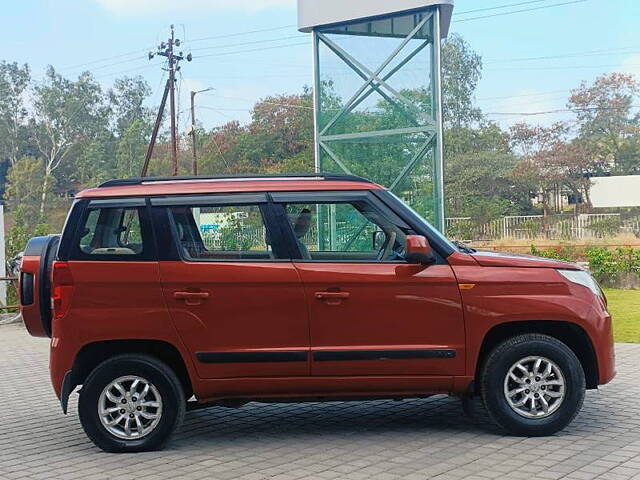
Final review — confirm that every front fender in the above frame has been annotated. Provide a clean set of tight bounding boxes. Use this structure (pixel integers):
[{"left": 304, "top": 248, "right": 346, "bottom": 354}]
[{"left": 453, "top": 265, "right": 613, "bottom": 383}]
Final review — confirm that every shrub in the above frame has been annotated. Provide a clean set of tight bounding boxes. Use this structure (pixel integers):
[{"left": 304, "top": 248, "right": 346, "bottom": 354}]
[
  {"left": 447, "top": 220, "right": 476, "bottom": 241},
  {"left": 519, "top": 219, "right": 542, "bottom": 238},
  {"left": 530, "top": 244, "right": 575, "bottom": 262},
  {"left": 586, "top": 247, "right": 640, "bottom": 287},
  {"left": 585, "top": 247, "right": 619, "bottom": 283},
  {"left": 589, "top": 217, "right": 622, "bottom": 238}
]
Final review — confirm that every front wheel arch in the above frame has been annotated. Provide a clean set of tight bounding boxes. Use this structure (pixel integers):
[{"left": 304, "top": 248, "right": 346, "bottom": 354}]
[{"left": 475, "top": 321, "right": 599, "bottom": 390}]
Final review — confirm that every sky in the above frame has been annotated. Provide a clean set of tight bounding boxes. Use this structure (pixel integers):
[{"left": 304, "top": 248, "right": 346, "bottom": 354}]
[{"left": 1, "top": 0, "right": 639, "bottom": 132}]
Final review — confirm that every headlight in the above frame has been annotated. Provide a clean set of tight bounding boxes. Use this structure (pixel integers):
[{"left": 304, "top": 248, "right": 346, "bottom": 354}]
[{"left": 557, "top": 269, "right": 603, "bottom": 298}]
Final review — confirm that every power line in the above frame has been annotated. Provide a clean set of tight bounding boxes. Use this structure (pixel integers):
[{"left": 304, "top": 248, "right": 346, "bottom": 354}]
[
  {"left": 199, "top": 106, "right": 254, "bottom": 113},
  {"left": 486, "top": 105, "right": 640, "bottom": 116},
  {"left": 200, "top": 101, "right": 311, "bottom": 111},
  {"left": 49, "top": 0, "right": 600, "bottom": 82},
  {"left": 200, "top": 92, "right": 313, "bottom": 110},
  {"left": 188, "top": 24, "right": 296, "bottom": 44},
  {"left": 199, "top": 105, "right": 234, "bottom": 120},
  {"left": 190, "top": 35, "right": 302, "bottom": 53},
  {"left": 487, "top": 62, "right": 640, "bottom": 71},
  {"left": 62, "top": 55, "right": 147, "bottom": 75},
  {"left": 93, "top": 64, "right": 156, "bottom": 80},
  {"left": 456, "top": 0, "right": 562, "bottom": 15},
  {"left": 58, "top": 47, "right": 153, "bottom": 71},
  {"left": 55, "top": 24, "right": 296, "bottom": 76},
  {"left": 197, "top": 41, "right": 310, "bottom": 59},
  {"left": 486, "top": 47, "right": 640, "bottom": 64},
  {"left": 454, "top": 0, "right": 588, "bottom": 23},
  {"left": 478, "top": 89, "right": 570, "bottom": 101}
]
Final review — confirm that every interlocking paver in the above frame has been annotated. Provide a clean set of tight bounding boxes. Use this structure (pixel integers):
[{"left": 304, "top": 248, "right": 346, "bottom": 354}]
[{"left": 1, "top": 322, "right": 639, "bottom": 479}]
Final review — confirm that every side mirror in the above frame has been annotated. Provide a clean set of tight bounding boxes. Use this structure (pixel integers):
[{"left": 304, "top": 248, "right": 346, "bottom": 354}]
[{"left": 405, "top": 235, "right": 436, "bottom": 265}]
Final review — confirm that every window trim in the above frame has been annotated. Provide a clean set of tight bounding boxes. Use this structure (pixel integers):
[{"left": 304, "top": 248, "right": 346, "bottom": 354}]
[
  {"left": 150, "top": 193, "right": 267, "bottom": 207},
  {"left": 273, "top": 191, "right": 414, "bottom": 264},
  {"left": 372, "top": 190, "right": 454, "bottom": 259},
  {"left": 165, "top": 199, "right": 291, "bottom": 264}
]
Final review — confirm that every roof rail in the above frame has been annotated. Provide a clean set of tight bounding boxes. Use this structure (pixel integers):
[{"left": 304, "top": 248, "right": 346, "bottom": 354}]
[{"left": 98, "top": 173, "right": 373, "bottom": 188}]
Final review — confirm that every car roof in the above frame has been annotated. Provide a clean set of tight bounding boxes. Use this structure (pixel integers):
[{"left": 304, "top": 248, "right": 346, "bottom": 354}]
[{"left": 75, "top": 174, "right": 383, "bottom": 199}]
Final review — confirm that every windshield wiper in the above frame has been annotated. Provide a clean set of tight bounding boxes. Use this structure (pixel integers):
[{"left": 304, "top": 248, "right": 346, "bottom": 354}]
[{"left": 453, "top": 240, "right": 476, "bottom": 254}]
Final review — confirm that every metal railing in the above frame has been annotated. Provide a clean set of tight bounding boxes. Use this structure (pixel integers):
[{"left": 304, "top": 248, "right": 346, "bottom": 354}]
[{"left": 446, "top": 214, "right": 640, "bottom": 241}]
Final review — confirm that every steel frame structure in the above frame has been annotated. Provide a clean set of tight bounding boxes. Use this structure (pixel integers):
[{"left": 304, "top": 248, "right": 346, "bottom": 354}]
[{"left": 311, "top": 7, "right": 446, "bottom": 232}]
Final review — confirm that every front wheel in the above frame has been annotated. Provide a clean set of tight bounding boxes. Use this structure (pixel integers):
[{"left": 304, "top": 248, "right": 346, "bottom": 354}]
[
  {"left": 480, "top": 333, "right": 585, "bottom": 436},
  {"left": 78, "top": 354, "right": 185, "bottom": 452}
]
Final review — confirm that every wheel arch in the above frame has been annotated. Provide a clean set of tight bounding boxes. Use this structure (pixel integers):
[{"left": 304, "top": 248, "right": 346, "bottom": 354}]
[
  {"left": 475, "top": 321, "right": 599, "bottom": 390},
  {"left": 65, "top": 339, "right": 194, "bottom": 413}
]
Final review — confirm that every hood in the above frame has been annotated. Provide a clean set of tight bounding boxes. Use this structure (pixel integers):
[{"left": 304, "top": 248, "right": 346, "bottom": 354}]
[{"left": 470, "top": 250, "right": 581, "bottom": 270}]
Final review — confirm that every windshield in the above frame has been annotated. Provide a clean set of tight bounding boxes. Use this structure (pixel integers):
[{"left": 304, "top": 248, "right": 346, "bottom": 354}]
[{"left": 385, "top": 191, "right": 457, "bottom": 253}]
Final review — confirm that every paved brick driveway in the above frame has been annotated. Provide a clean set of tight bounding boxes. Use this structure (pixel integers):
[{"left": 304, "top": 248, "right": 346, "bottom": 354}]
[{"left": 1, "top": 323, "right": 639, "bottom": 480}]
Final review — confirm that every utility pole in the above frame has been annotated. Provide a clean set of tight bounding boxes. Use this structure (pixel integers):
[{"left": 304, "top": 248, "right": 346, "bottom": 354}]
[
  {"left": 141, "top": 80, "right": 170, "bottom": 177},
  {"left": 189, "top": 87, "right": 214, "bottom": 176},
  {"left": 167, "top": 25, "right": 178, "bottom": 176},
  {"left": 145, "top": 25, "right": 192, "bottom": 177}
]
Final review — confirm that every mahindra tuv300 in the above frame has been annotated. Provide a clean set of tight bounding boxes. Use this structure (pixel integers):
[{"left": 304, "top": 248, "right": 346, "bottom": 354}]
[{"left": 19, "top": 174, "right": 615, "bottom": 452}]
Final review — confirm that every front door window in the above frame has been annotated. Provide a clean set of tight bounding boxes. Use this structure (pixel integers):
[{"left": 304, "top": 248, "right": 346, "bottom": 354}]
[{"left": 285, "top": 201, "right": 407, "bottom": 262}]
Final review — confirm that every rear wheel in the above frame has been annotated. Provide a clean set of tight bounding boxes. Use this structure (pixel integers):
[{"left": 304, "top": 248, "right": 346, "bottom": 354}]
[
  {"left": 480, "top": 333, "right": 585, "bottom": 436},
  {"left": 78, "top": 354, "right": 185, "bottom": 452}
]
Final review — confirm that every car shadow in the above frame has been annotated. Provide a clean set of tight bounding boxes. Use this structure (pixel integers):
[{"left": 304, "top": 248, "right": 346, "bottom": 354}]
[{"left": 171, "top": 395, "right": 505, "bottom": 449}]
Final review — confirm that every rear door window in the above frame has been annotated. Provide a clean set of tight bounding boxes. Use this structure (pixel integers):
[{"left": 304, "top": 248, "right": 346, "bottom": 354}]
[{"left": 168, "top": 203, "right": 278, "bottom": 261}]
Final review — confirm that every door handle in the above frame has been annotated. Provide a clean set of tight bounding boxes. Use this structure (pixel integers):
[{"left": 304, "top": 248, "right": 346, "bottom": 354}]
[
  {"left": 315, "top": 291, "right": 350, "bottom": 305},
  {"left": 174, "top": 291, "right": 210, "bottom": 306}
]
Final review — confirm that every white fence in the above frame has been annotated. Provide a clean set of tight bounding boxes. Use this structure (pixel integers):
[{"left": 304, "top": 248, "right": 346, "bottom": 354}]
[
  {"left": 196, "top": 214, "right": 640, "bottom": 247},
  {"left": 446, "top": 213, "right": 640, "bottom": 241}
]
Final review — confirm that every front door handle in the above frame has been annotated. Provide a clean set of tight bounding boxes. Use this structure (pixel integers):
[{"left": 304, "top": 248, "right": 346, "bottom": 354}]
[
  {"left": 174, "top": 291, "right": 210, "bottom": 306},
  {"left": 315, "top": 291, "right": 350, "bottom": 305}
]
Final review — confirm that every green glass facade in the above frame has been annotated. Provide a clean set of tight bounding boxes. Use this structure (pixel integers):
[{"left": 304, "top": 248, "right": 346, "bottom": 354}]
[{"left": 312, "top": 7, "right": 445, "bottom": 231}]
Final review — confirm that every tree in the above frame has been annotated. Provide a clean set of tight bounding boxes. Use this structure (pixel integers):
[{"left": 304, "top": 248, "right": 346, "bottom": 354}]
[
  {"left": 0, "top": 62, "right": 31, "bottom": 166},
  {"left": 31, "top": 67, "right": 108, "bottom": 218},
  {"left": 442, "top": 34, "right": 483, "bottom": 129},
  {"left": 444, "top": 122, "right": 531, "bottom": 216},
  {"left": 568, "top": 73, "right": 640, "bottom": 174},
  {"left": 246, "top": 90, "right": 313, "bottom": 166},
  {"left": 198, "top": 90, "right": 314, "bottom": 175},
  {"left": 199, "top": 121, "right": 246, "bottom": 175},
  {"left": 108, "top": 76, "right": 152, "bottom": 136},
  {"left": 510, "top": 122, "right": 568, "bottom": 219},
  {"left": 510, "top": 122, "right": 603, "bottom": 217},
  {"left": 4, "top": 157, "right": 54, "bottom": 252}
]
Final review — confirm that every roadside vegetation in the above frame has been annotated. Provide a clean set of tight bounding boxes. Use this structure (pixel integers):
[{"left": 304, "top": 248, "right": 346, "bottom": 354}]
[
  {"left": 0, "top": 34, "right": 637, "bottom": 315},
  {"left": 606, "top": 289, "right": 640, "bottom": 343},
  {"left": 0, "top": 34, "right": 638, "bottom": 258}
]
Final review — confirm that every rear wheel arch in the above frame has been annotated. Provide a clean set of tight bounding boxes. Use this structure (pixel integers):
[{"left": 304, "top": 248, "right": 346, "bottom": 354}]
[
  {"left": 70, "top": 339, "right": 194, "bottom": 402},
  {"left": 475, "top": 321, "right": 599, "bottom": 390}
]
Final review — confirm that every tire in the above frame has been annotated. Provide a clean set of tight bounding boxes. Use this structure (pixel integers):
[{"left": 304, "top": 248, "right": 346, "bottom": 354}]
[
  {"left": 78, "top": 354, "right": 186, "bottom": 453},
  {"left": 480, "top": 333, "right": 585, "bottom": 436}
]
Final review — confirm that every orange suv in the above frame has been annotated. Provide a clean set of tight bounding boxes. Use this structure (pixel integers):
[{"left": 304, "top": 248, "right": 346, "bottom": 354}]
[{"left": 19, "top": 174, "right": 615, "bottom": 452}]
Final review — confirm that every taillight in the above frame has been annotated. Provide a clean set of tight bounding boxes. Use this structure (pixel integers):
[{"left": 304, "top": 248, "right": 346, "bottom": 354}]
[{"left": 51, "top": 261, "right": 74, "bottom": 320}]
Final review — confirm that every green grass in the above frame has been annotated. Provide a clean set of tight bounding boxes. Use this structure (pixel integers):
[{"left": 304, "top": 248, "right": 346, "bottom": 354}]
[{"left": 605, "top": 289, "right": 640, "bottom": 343}]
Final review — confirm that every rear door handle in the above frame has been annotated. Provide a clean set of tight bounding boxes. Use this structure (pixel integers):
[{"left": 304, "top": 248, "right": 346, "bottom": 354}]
[
  {"left": 174, "top": 291, "right": 210, "bottom": 306},
  {"left": 315, "top": 291, "right": 350, "bottom": 305}
]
